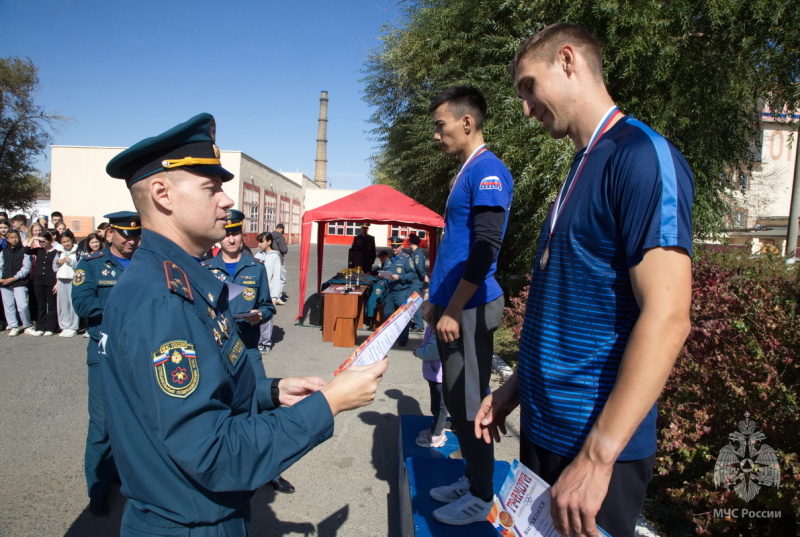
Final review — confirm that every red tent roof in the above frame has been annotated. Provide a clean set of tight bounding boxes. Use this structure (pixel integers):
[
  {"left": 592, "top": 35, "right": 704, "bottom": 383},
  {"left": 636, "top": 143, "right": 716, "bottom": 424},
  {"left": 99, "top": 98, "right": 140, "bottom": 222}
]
[
  {"left": 301, "top": 184, "right": 444, "bottom": 226},
  {"left": 296, "top": 184, "right": 444, "bottom": 320}
]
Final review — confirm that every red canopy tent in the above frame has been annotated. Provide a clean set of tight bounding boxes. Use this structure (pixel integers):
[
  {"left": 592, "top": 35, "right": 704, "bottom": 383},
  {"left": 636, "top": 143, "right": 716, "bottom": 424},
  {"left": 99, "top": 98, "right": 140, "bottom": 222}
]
[{"left": 296, "top": 184, "right": 444, "bottom": 320}]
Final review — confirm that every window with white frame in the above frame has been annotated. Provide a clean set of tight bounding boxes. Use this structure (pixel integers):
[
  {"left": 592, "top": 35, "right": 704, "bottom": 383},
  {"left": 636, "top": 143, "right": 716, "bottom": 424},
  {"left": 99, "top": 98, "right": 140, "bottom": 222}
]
[
  {"left": 264, "top": 192, "right": 277, "bottom": 232},
  {"left": 291, "top": 201, "right": 301, "bottom": 233},
  {"left": 279, "top": 198, "right": 290, "bottom": 233},
  {"left": 242, "top": 185, "right": 260, "bottom": 233},
  {"left": 328, "top": 221, "right": 345, "bottom": 235}
]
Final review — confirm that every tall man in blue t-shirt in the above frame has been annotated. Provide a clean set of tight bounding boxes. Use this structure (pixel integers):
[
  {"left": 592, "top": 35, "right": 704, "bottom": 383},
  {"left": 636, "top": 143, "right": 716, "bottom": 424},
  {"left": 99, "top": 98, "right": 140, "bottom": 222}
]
[
  {"left": 475, "top": 24, "right": 694, "bottom": 537},
  {"left": 420, "top": 85, "right": 514, "bottom": 526}
]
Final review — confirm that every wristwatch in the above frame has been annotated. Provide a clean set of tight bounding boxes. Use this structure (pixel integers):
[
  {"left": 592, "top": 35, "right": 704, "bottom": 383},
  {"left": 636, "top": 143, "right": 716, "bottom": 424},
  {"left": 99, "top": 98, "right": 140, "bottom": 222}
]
[{"left": 270, "top": 378, "right": 283, "bottom": 407}]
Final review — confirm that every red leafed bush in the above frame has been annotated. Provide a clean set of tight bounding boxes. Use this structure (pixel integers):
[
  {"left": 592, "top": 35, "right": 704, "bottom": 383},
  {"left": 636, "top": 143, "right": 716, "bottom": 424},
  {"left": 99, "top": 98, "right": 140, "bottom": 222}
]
[
  {"left": 650, "top": 247, "right": 799, "bottom": 535},
  {"left": 502, "top": 274, "right": 530, "bottom": 342},
  {"left": 501, "top": 248, "right": 799, "bottom": 535}
]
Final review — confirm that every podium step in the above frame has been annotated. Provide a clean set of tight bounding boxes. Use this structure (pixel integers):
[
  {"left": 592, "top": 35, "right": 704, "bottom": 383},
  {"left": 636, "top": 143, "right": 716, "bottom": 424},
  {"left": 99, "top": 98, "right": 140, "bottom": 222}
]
[{"left": 398, "top": 415, "right": 510, "bottom": 537}]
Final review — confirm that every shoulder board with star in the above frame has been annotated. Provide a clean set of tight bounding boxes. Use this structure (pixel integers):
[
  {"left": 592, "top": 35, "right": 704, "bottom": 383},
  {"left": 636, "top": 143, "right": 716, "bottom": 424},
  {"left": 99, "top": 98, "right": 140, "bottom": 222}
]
[
  {"left": 253, "top": 258, "right": 264, "bottom": 265},
  {"left": 84, "top": 251, "right": 106, "bottom": 261},
  {"left": 163, "top": 261, "right": 194, "bottom": 301},
  {"left": 200, "top": 260, "right": 212, "bottom": 268}
]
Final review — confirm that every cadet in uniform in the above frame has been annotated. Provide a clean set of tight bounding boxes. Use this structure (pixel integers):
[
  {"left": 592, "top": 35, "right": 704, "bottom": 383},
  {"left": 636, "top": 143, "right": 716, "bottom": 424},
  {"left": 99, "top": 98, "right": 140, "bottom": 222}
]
[
  {"left": 100, "top": 113, "right": 387, "bottom": 536},
  {"left": 71, "top": 211, "right": 141, "bottom": 516},
  {"left": 407, "top": 233, "right": 427, "bottom": 331},
  {"left": 382, "top": 236, "right": 419, "bottom": 347},
  {"left": 202, "top": 210, "right": 295, "bottom": 494},
  {"left": 363, "top": 250, "right": 390, "bottom": 330}
]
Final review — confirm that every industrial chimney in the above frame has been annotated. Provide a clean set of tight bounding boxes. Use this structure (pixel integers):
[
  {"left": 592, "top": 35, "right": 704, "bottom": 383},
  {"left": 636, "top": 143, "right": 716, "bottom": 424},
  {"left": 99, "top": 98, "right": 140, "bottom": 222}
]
[{"left": 314, "top": 91, "right": 328, "bottom": 189}]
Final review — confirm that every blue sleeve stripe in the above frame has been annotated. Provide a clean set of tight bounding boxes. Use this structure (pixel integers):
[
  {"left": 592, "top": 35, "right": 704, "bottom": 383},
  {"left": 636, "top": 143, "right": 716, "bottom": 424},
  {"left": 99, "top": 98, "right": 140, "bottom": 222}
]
[{"left": 627, "top": 119, "right": 679, "bottom": 245}]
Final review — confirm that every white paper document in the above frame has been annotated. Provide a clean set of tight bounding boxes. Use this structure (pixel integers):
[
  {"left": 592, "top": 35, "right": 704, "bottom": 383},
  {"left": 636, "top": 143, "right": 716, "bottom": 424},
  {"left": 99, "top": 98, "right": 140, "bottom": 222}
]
[
  {"left": 333, "top": 292, "right": 422, "bottom": 375},
  {"left": 488, "top": 460, "right": 611, "bottom": 537}
]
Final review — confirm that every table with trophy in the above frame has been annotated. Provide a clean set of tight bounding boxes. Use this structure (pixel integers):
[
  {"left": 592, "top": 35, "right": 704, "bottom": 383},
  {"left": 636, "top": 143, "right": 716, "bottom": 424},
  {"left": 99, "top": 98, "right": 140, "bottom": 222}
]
[{"left": 321, "top": 268, "right": 369, "bottom": 348}]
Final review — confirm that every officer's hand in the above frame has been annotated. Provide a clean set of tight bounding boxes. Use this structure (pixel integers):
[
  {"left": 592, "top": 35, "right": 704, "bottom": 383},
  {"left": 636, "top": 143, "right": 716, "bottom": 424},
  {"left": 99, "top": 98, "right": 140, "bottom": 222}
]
[
  {"left": 240, "top": 309, "right": 261, "bottom": 324},
  {"left": 278, "top": 376, "right": 328, "bottom": 406},
  {"left": 391, "top": 274, "right": 399, "bottom": 281},
  {"left": 321, "top": 358, "right": 388, "bottom": 416}
]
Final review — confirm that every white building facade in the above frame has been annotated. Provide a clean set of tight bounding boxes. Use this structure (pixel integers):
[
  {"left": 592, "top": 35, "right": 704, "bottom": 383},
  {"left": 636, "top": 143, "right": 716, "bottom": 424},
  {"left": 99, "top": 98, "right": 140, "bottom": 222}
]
[{"left": 49, "top": 146, "right": 320, "bottom": 246}]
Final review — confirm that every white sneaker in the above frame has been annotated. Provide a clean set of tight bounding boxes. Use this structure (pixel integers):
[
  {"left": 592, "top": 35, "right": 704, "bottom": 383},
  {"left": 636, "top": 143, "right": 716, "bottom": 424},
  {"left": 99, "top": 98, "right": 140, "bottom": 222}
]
[
  {"left": 432, "top": 492, "right": 494, "bottom": 525},
  {"left": 42, "top": 331, "right": 55, "bottom": 336},
  {"left": 9, "top": 327, "right": 22, "bottom": 336},
  {"left": 24, "top": 327, "right": 43, "bottom": 336},
  {"left": 59, "top": 329, "right": 77, "bottom": 337},
  {"left": 83, "top": 332, "right": 90, "bottom": 338},
  {"left": 416, "top": 429, "right": 447, "bottom": 448},
  {"left": 430, "top": 475, "right": 470, "bottom": 503}
]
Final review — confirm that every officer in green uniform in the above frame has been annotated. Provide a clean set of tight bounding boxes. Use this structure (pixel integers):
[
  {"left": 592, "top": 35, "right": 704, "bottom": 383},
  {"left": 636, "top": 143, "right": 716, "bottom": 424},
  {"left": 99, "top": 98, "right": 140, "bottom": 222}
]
[
  {"left": 382, "top": 236, "right": 419, "bottom": 347},
  {"left": 72, "top": 211, "right": 141, "bottom": 516},
  {"left": 202, "top": 209, "right": 275, "bottom": 397},
  {"left": 100, "top": 113, "right": 387, "bottom": 536}
]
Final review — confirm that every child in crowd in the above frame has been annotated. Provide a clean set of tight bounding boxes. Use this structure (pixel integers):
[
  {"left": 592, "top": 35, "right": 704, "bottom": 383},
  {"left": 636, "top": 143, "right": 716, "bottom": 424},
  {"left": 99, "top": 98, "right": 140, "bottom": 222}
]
[
  {"left": 0, "top": 230, "right": 33, "bottom": 336},
  {"left": 77, "top": 232, "right": 104, "bottom": 260},
  {"left": 0, "top": 219, "right": 9, "bottom": 329},
  {"left": 27, "top": 231, "right": 59, "bottom": 336},
  {"left": 24, "top": 222, "right": 44, "bottom": 248},
  {"left": 413, "top": 324, "right": 449, "bottom": 448},
  {"left": 0, "top": 218, "right": 10, "bottom": 250},
  {"left": 54, "top": 230, "right": 79, "bottom": 337},
  {"left": 255, "top": 232, "right": 282, "bottom": 353}
]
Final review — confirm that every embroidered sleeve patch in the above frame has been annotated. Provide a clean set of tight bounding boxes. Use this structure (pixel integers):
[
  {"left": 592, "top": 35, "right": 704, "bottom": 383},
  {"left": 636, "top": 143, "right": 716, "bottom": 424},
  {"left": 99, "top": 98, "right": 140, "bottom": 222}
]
[
  {"left": 153, "top": 340, "right": 199, "bottom": 398},
  {"left": 72, "top": 269, "right": 86, "bottom": 286},
  {"left": 479, "top": 176, "right": 502, "bottom": 190}
]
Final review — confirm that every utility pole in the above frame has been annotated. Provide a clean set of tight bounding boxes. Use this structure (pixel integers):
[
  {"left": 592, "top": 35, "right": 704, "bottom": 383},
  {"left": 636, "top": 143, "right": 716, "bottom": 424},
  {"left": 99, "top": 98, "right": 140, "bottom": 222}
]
[{"left": 786, "top": 130, "right": 800, "bottom": 260}]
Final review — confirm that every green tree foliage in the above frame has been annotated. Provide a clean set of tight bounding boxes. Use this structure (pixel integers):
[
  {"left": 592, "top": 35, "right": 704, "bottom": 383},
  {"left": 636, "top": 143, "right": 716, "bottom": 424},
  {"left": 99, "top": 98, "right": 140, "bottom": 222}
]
[
  {"left": 0, "top": 57, "right": 65, "bottom": 212},
  {"left": 363, "top": 0, "right": 800, "bottom": 274}
]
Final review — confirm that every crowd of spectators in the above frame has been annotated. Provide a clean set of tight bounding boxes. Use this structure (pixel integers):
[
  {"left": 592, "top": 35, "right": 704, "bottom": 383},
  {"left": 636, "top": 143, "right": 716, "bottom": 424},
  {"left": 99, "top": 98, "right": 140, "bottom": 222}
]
[{"left": 0, "top": 211, "right": 109, "bottom": 337}]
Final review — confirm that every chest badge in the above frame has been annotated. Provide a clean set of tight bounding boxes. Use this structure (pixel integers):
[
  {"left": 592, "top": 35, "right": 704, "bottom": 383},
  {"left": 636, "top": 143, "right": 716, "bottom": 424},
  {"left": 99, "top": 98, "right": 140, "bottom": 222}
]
[
  {"left": 217, "top": 317, "right": 230, "bottom": 338},
  {"left": 242, "top": 288, "right": 256, "bottom": 301}
]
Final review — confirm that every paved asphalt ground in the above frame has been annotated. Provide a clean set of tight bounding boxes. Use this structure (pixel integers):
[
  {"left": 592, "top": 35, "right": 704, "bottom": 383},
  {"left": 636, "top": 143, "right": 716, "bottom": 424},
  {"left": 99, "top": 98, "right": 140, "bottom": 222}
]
[{"left": 0, "top": 243, "right": 521, "bottom": 537}]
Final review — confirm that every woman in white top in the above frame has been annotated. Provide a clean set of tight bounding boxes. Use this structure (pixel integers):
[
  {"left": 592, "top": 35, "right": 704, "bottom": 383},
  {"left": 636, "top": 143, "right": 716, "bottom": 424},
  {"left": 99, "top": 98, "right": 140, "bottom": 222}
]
[
  {"left": 254, "top": 232, "right": 282, "bottom": 352},
  {"left": 53, "top": 230, "right": 79, "bottom": 336}
]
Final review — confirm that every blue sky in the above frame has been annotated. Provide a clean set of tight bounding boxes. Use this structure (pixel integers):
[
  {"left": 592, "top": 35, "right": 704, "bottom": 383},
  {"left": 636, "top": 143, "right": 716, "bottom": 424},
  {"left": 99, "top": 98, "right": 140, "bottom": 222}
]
[{"left": 0, "top": 0, "right": 405, "bottom": 190}]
